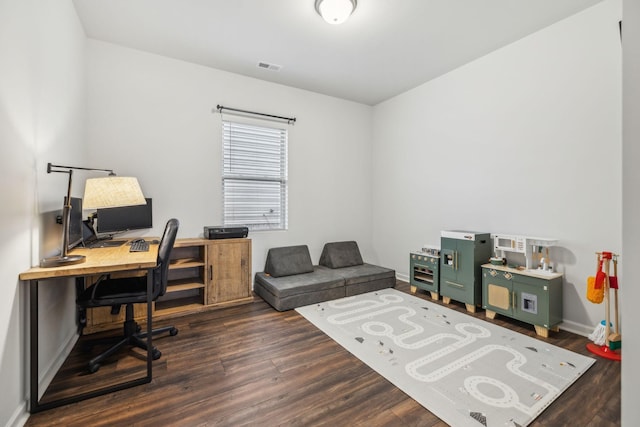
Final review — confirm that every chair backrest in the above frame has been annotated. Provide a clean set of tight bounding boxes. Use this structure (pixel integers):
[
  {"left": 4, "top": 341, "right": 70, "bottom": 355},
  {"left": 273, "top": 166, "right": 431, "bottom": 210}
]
[{"left": 152, "top": 218, "right": 179, "bottom": 298}]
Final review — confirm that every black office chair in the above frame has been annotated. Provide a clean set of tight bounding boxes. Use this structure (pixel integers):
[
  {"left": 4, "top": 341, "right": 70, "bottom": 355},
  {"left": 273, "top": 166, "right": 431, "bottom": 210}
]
[{"left": 77, "top": 218, "right": 180, "bottom": 373}]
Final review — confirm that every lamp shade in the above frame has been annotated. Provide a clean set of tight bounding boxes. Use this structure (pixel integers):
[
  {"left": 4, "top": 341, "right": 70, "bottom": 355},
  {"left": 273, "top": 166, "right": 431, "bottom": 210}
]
[
  {"left": 83, "top": 176, "right": 146, "bottom": 210},
  {"left": 315, "top": 0, "right": 356, "bottom": 25}
]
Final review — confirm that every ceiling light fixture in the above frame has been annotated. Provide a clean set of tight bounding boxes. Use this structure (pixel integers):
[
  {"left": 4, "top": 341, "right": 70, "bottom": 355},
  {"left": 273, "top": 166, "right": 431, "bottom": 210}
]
[{"left": 315, "top": 0, "right": 357, "bottom": 25}]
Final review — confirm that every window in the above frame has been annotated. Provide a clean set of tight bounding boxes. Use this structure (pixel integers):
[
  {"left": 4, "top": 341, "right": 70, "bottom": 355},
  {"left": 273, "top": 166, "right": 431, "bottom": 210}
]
[{"left": 222, "top": 120, "right": 288, "bottom": 230}]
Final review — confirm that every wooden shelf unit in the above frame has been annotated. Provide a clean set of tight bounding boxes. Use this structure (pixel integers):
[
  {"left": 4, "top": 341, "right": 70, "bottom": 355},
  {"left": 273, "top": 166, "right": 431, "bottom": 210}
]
[
  {"left": 83, "top": 237, "right": 252, "bottom": 333},
  {"left": 156, "top": 238, "right": 208, "bottom": 315}
]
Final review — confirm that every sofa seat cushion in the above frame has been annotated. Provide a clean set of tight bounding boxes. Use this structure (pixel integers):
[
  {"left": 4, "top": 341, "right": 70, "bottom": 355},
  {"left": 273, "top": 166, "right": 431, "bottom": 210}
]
[
  {"left": 317, "top": 264, "right": 395, "bottom": 285},
  {"left": 264, "top": 245, "right": 314, "bottom": 277},
  {"left": 255, "top": 268, "right": 344, "bottom": 299},
  {"left": 253, "top": 281, "right": 346, "bottom": 312},
  {"left": 319, "top": 241, "right": 363, "bottom": 269}
]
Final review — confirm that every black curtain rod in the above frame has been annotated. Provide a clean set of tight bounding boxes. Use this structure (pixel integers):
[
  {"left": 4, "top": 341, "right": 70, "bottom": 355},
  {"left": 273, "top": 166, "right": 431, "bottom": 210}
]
[{"left": 216, "top": 104, "right": 296, "bottom": 124}]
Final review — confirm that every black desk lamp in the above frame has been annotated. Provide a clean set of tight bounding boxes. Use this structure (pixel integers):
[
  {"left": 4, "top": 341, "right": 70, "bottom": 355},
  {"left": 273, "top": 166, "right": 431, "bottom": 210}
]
[{"left": 40, "top": 163, "right": 146, "bottom": 268}]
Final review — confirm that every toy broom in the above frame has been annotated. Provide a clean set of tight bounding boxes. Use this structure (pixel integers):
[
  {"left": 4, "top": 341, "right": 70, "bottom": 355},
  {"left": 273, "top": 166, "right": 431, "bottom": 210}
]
[
  {"left": 586, "top": 251, "right": 621, "bottom": 361},
  {"left": 608, "top": 255, "right": 621, "bottom": 350}
]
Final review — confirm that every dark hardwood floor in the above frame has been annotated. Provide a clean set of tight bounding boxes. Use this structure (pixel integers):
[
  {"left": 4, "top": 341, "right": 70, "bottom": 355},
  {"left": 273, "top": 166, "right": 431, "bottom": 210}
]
[{"left": 26, "top": 281, "right": 620, "bottom": 426}]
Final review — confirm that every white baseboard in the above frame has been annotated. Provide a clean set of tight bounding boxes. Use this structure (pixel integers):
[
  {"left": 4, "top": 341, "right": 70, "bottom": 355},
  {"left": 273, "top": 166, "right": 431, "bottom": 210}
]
[
  {"left": 559, "top": 320, "right": 594, "bottom": 338},
  {"left": 6, "top": 401, "right": 29, "bottom": 427},
  {"left": 396, "top": 273, "right": 409, "bottom": 282},
  {"left": 5, "top": 328, "right": 78, "bottom": 427},
  {"left": 37, "top": 329, "right": 79, "bottom": 400}
]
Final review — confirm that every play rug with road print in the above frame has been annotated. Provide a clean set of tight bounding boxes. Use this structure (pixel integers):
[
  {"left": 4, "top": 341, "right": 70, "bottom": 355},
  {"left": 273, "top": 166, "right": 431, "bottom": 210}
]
[{"left": 296, "top": 288, "right": 594, "bottom": 427}]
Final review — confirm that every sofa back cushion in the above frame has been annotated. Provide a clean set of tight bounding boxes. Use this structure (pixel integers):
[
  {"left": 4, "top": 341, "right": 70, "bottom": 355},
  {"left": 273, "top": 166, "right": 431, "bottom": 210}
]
[
  {"left": 264, "top": 245, "right": 315, "bottom": 277},
  {"left": 319, "top": 241, "right": 364, "bottom": 269}
]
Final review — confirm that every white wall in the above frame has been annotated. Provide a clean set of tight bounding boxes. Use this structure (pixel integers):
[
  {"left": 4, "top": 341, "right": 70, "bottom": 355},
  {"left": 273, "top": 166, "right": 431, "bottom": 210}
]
[
  {"left": 372, "top": 0, "right": 622, "bottom": 335},
  {"left": 622, "top": 0, "right": 640, "bottom": 423},
  {"left": 2, "top": 1, "right": 632, "bottom": 425},
  {"left": 85, "top": 40, "right": 374, "bottom": 276},
  {"left": 0, "top": 0, "right": 86, "bottom": 425}
]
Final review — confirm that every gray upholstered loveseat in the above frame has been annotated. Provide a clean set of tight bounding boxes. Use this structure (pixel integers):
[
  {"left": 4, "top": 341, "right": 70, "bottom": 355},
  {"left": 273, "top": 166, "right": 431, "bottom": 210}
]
[{"left": 254, "top": 241, "right": 396, "bottom": 311}]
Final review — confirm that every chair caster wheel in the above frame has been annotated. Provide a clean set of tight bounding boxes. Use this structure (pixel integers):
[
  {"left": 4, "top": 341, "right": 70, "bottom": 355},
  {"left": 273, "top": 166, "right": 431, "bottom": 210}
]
[
  {"left": 152, "top": 349, "right": 162, "bottom": 360},
  {"left": 170, "top": 328, "right": 178, "bottom": 336},
  {"left": 88, "top": 363, "right": 100, "bottom": 374}
]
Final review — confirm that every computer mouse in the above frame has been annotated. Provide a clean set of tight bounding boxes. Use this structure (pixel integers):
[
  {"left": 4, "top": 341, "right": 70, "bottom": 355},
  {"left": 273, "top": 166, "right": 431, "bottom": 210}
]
[{"left": 151, "top": 240, "right": 160, "bottom": 244}]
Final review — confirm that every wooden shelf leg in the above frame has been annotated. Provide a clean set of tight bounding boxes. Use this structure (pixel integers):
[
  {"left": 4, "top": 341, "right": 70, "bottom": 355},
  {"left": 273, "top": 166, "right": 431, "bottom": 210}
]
[{"left": 534, "top": 325, "right": 549, "bottom": 338}]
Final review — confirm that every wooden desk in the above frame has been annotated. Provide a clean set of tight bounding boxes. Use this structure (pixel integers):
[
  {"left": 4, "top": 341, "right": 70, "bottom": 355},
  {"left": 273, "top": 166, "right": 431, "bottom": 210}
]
[{"left": 19, "top": 243, "right": 158, "bottom": 413}]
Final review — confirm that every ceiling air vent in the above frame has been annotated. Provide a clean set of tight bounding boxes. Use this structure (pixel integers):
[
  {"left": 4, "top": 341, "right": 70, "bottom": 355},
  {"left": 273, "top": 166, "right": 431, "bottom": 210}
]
[{"left": 257, "top": 62, "right": 282, "bottom": 72}]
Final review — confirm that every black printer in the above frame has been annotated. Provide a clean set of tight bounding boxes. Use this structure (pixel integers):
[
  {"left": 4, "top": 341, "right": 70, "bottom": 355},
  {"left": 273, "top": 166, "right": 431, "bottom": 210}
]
[{"left": 203, "top": 226, "right": 248, "bottom": 239}]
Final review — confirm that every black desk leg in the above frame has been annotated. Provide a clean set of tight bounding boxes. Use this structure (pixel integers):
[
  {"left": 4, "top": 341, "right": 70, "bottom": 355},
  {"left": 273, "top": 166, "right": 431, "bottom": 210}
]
[
  {"left": 146, "top": 267, "right": 153, "bottom": 378},
  {"left": 75, "top": 277, "right": 86, "bottom": 334},
  {"left": 28, "top": 271, "right": 154, "bottom": 413},
  {"left": 29, "top": 280, "right": 39, "bottom": 413}
]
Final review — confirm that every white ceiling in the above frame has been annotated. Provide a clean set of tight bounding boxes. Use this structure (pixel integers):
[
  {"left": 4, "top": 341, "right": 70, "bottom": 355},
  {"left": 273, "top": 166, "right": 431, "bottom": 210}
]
[{"left": 72, "top": 0, "right": 603, "bottom": 105}]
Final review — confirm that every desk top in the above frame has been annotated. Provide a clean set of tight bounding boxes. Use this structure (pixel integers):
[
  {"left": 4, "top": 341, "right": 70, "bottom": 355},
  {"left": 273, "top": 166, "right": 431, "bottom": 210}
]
[{"left": 19, "top": 243, "right": 158, "bottom": 281}]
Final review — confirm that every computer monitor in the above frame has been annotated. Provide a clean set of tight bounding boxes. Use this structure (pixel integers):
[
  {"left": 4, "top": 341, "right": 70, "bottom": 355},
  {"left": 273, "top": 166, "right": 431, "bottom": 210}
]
[
  {"left": 66, "top": 196, "right": 84, "bottom": 251},
  {"left": 96, "top": 198, "right": 153, "bottom": 234}
]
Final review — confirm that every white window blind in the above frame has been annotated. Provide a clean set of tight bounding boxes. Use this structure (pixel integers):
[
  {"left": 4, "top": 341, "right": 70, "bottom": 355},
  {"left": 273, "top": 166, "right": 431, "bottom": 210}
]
[{"left": 222, "top": 121, "right": 288, "bottom": 230}]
